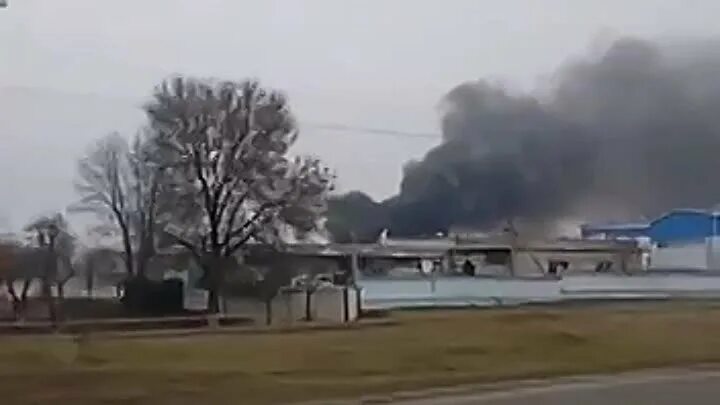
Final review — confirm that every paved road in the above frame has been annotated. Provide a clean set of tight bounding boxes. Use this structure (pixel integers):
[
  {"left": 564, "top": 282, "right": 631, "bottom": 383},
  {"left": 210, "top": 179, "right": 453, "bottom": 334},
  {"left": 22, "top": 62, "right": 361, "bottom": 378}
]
[{"left": 392, "top": 369, "right": 720, "bottom": 405}]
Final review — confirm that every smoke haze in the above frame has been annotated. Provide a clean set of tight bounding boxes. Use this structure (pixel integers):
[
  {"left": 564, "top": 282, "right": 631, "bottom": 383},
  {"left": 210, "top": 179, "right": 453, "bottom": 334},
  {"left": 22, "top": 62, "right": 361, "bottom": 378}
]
[{"left": 329, "top": 37, "right": 720, "bottom": 239}]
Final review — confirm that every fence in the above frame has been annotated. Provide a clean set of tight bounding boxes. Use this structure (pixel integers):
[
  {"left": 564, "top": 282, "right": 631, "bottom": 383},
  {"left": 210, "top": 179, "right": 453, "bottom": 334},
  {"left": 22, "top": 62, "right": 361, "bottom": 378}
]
[{"left": 358, "top": 273, "right": 720, "bottom": 309}]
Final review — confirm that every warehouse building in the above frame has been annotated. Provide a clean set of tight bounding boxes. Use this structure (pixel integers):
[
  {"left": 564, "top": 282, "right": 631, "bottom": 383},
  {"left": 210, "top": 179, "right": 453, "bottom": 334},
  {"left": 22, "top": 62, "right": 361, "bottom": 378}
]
[{"left": 581, "top": 209, "right": 720, "bottom": 270}]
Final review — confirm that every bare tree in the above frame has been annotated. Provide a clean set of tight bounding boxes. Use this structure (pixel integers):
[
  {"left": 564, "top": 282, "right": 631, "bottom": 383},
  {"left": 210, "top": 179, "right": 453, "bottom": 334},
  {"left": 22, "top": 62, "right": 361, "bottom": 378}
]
[
  {"left": 146, "top": 77, "right": 334, "bottom": 313},
  {"left": 24, "top": 213, "right": 76, "bottom": 324},
  {"left": 128, "top": 131, "right": 166, "bottom": 277},
  {"left": 0, "top": 242, "right": 34, "bottom": 320},
  {"left": 72, "top": 131, "right": 165, "bottom": 279},
  {"left": 75, "top": 245, "right": 126, "bottom": 298}
]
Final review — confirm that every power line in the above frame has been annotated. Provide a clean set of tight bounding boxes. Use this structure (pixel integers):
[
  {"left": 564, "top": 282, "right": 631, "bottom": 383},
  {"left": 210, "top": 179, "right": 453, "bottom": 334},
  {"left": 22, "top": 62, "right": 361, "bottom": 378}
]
[{"left": 302, "top": 122, "right": 441, "bottom": 139}]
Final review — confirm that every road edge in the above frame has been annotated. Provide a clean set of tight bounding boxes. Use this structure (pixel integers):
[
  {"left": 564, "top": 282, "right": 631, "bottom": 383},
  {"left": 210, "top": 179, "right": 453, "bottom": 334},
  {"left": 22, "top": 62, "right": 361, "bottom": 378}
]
[{"left": 294, "top": 363, "right": 720, "bottom": 405}]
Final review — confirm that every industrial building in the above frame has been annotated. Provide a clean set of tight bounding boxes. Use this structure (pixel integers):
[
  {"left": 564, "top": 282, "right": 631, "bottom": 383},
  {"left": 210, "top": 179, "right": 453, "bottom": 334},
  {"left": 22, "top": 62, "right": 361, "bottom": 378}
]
[{"left": 581, "top": 209, "right": 720, "bottom": 270}]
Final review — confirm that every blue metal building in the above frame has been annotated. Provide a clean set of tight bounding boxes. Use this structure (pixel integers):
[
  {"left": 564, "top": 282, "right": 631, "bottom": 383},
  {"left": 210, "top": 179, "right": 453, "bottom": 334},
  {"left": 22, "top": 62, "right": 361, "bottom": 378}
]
[{"left": 581, "top": 209, "right": 720, "bottom": 245}]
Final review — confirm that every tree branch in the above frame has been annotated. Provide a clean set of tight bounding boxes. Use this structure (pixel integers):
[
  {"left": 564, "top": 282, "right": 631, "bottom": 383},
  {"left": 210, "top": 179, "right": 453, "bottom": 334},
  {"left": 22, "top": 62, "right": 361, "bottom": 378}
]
[
  {"left": 20, "top": 278, "right": 32, "bottom": 302},
  {"left": 220, "top": 189, "right": 251, "bottom": 246},
  {"left": 224, "top": 202, "right": 277, "bottom": 242},
  {"left": 192, "top": 143, "right": 220, "bottom": 251},
  {"left": 225, "top": 228, "right": 260, "bottom": 257},
  {"left": 5, "top": 279, "right": 18, "bottom": 303},
  {"left": 168, "top": 233, "right": 201, "bottom": 260},
  {"left": 223, "top": 203, "right": 283, "bottom": 256}
]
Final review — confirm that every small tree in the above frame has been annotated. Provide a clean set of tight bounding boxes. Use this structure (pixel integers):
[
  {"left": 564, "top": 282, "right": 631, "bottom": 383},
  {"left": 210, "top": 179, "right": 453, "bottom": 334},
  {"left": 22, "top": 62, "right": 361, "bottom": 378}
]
[
  {"left": 75, "top": 245, "right": 126, "bottom": 298},
  {"left": 146, "top": 77, "right": 334, "bottom": 313},
  {"left": 257, "top": 265, "right": 296, "bottom": 325},
  {"left": 128, "top": 132, "right": 167, "bottom": 277},
  {"left": 73, "top": 131, "right": 165, "bottom": 279},
  {"left": 24, "top": 213, "right": 75, "bottom": 323},
  {"left": 0, "top": 242, "right": 34, "bottom": 320}
]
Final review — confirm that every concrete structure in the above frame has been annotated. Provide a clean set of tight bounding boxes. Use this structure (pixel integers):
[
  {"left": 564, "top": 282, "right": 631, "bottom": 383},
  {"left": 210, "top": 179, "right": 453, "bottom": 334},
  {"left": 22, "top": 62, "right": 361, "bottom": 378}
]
[
  {"left": 218, "top": 286, "right": 359, "bottom": 325},
  {"left": 247, "top": 237, "right": 641, "bottom": 281},
  {"left": 448, "top": 238, "right": 640, "bottom": 277},
  {"left": 270, "top": 287, "right": 308, "bottom": 325},
  {"left": 263, "top": 237, "right": 621, "bottom": 278},
  {"left": 310, "top": 285, "right": 359, "bottom": 323},
  {"left": 359, "top": 273, "right": 720, "bottom": 310},
  {"left": 145, "top": 237, "right": 642, "bottom": 315}
]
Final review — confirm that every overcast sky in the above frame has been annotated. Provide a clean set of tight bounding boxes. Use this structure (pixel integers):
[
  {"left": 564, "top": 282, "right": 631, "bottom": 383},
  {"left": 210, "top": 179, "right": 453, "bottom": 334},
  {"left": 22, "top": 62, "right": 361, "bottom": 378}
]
[{"left": 2, "top": 0, "right": 720, "bottom": 231}]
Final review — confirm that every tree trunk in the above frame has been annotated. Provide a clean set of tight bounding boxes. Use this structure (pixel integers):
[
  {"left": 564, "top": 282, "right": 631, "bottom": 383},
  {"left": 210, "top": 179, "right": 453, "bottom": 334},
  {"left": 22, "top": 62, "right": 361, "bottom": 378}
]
[
  {"left": 56, "top": 282, "right": 65, "bottom": 323},
  {"left": 136, "top": 257, "right": 145, "bottom": 279},
  {"left": 305, "top": 290, "right": 313, "bottom": 322},
  {"left": 46, "top": 235, "right": 58, "bottom": 329},
  {"left": 265, "top": 299, "right": 272, "bottom": 325},
  {"left": 206, "top": 261, "right": 221, "bottom": 314},
  {"left": 11, "top": 299, "right": 21, "bottom": 321},
  {"left": 136, "top": 241, "right": 149, "bottom": 279},
  {"left": 6, "top": 280, "right": 23, "bottom": 321},
  {"left": 207, "top": 289, "right": 220, "bottom": 314},
  {"left": 42, "top": 280, "right": 57, "bottom": 328},
  {"left": 202, "top": 254, "right": 230, "bottom": 314},
  {"left": 86, "top": 265, "right": 95, "bottom": 298},
  {"left": 19, "top": 279, "right": 32, "bottom": 320},
  {"left": 119, "top": 222, "right": 134, "bottom": 277}
]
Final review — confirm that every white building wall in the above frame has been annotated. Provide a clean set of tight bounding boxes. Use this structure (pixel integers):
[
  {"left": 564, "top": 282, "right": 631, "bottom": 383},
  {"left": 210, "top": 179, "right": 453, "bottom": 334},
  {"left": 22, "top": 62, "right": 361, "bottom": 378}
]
[
  {"left": 271, "top": 289, "right": 308, "bottom": 324},
  {"left": 511, "top": 250, "right": 639, "bottom": 275},
  {"left": 650, "top": 241, "right": 709, "bottom": 270},
  {"left": 707, "top": 236, "right": 720, "bottom": 270},
  {"left": 311, "top": 286, "right": 346, "bottom": 323}
]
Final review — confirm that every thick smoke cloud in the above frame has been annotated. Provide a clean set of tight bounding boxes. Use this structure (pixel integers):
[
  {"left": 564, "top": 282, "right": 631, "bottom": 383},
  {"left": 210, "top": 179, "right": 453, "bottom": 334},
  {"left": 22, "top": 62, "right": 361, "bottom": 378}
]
[{"left": 328, "top": 37, "right": 720, "bottom": 240}]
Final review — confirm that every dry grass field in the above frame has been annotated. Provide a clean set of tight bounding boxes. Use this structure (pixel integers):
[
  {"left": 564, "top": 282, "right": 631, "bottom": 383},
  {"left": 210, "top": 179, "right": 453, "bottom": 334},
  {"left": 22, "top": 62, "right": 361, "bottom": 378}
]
[{"left": 3, "top": 302, "right": 720, "bottom": 404}]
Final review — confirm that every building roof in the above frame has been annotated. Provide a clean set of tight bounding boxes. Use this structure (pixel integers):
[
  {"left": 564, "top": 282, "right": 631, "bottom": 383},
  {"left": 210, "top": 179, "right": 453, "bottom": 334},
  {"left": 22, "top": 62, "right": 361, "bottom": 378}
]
[
  {"left": 581, "top": 222, "right": 650, "bottom": 234},
  {"left": 582, "top": 208, "right": 720, "bottom": 243}
]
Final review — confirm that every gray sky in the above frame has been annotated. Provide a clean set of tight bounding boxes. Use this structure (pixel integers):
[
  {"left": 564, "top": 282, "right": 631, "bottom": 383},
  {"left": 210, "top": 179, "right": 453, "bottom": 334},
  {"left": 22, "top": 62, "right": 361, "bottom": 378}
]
[{"left": 1, "top": 0, "right": 720, "bottom": 230}]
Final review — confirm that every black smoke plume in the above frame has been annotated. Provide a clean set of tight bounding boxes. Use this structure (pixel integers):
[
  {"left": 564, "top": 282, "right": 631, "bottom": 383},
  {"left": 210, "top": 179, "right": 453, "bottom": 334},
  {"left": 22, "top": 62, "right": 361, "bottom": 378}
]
[{"left": 327, "top": 37, "right": 720, "bottom": 241}]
